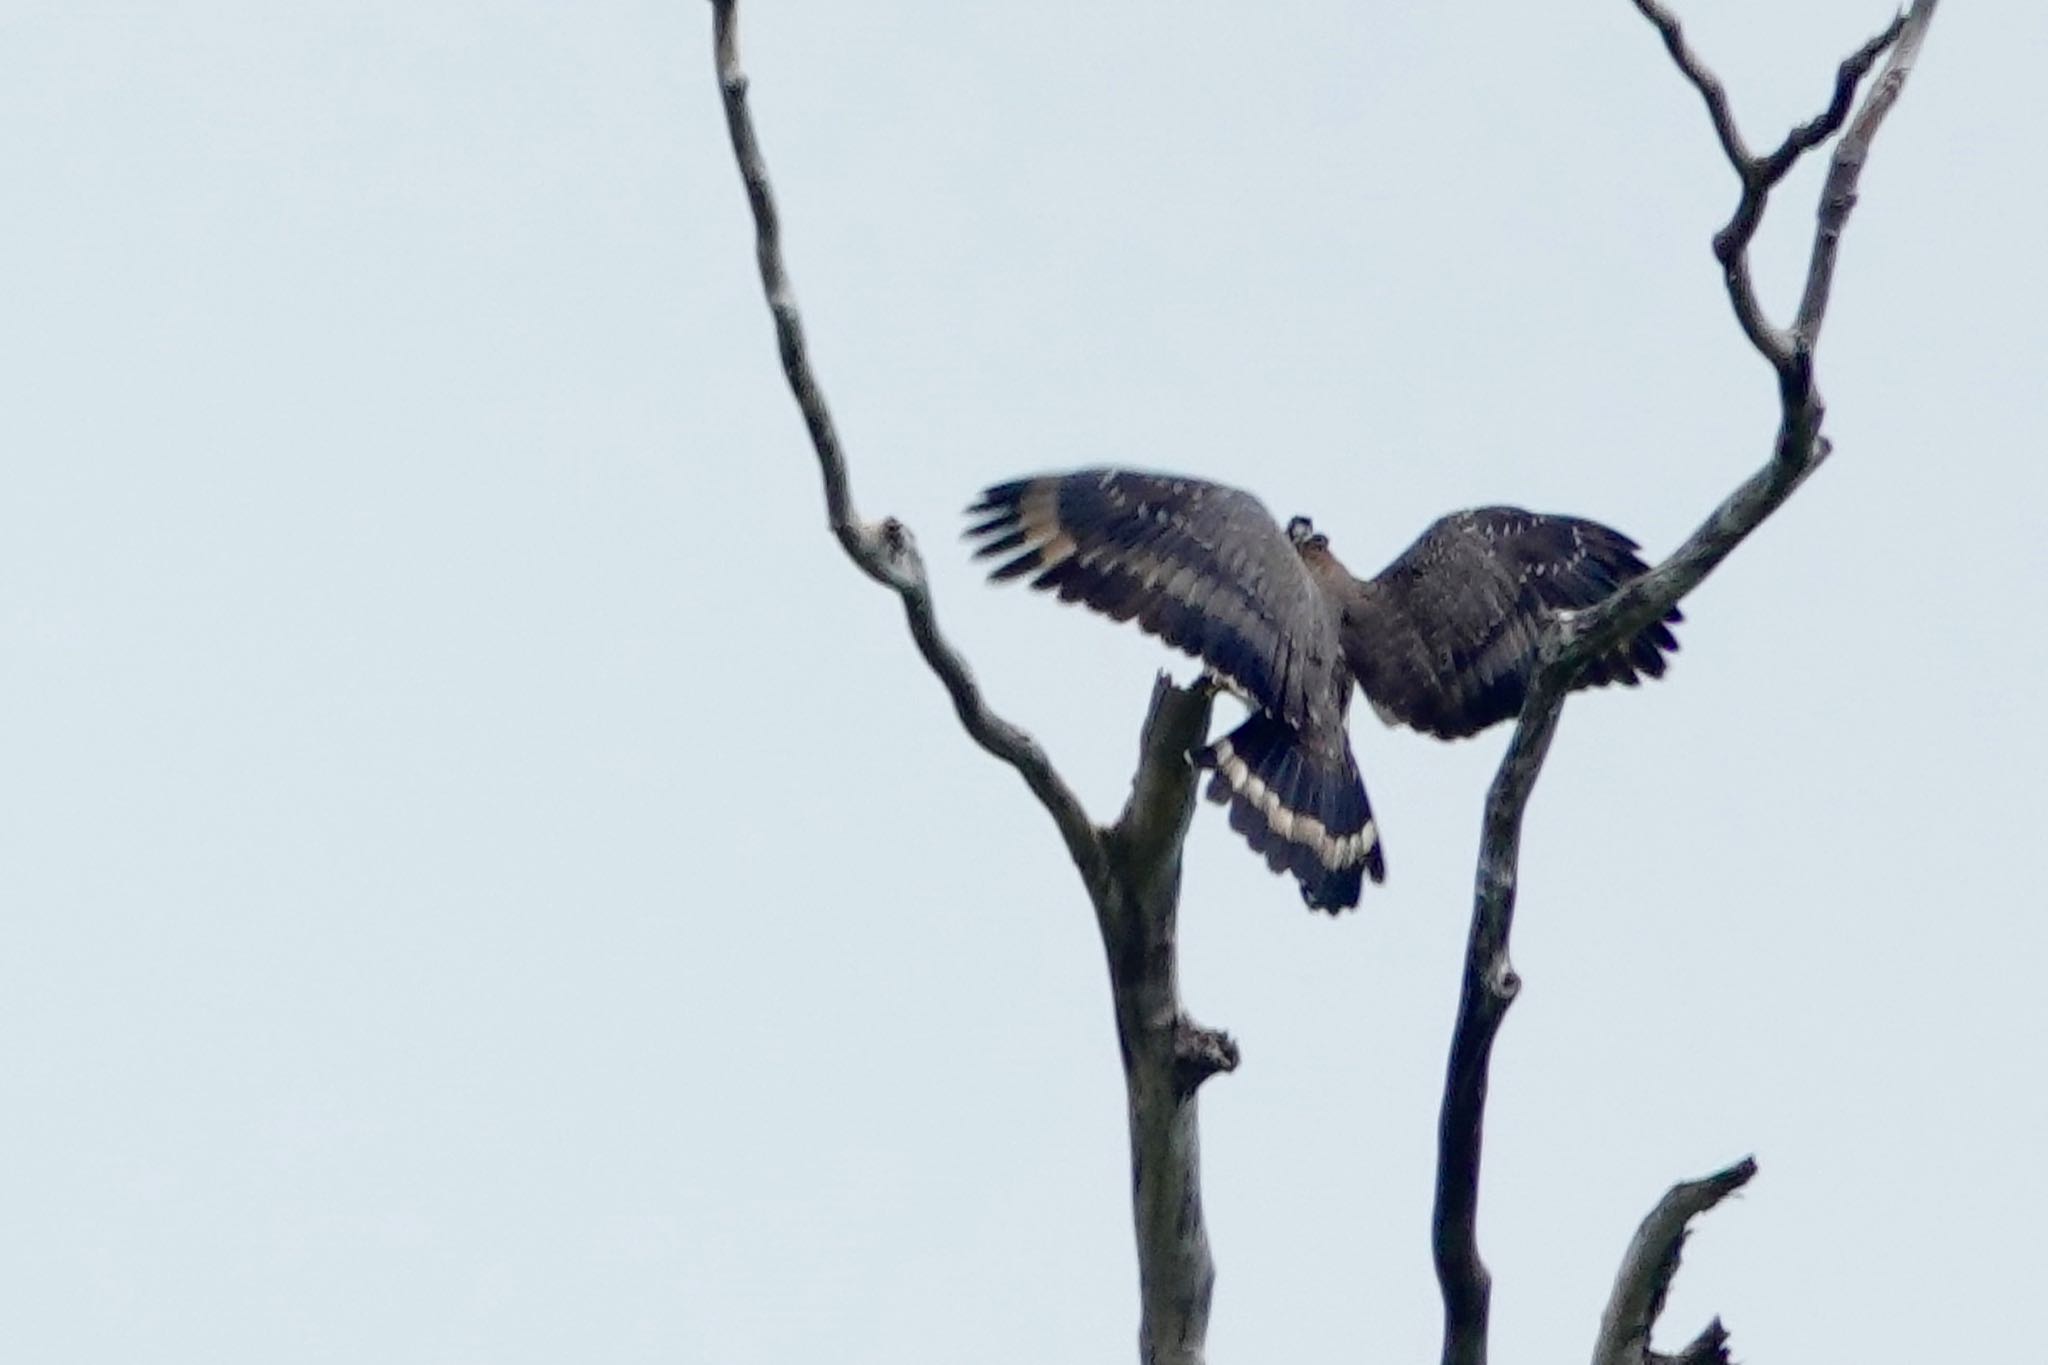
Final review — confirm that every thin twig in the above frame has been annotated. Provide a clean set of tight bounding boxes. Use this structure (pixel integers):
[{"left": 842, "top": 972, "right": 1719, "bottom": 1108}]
[
  {"left": 1633, "top": 0, "right": 1911, "bottom": 370},
  {"left": 1760, "top": 11, "right": 1909, "bottom": 181},
  {"left": 708, "top": 0, "right": 1106, "bottom": 895},
  {"left": 1628, "top": 0, "right": 1751, "bottom": 169},
  {"left": 1797, "top": 1, "right": 1939, "bottom": 345},
  {"left": 1592, "top": 1158, "right": 1757, "bottom": 1365},
  {"left": 1429, "top": 6, "right": 1937, "bottom": 1365},
  {"left": 708, "top": 7, "right": 1232, "bottom": 1360}
]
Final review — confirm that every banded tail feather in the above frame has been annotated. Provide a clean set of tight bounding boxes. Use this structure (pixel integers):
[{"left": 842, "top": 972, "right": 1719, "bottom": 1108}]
[{"left": 1199, "top": 711, "right": 1383, "bottom": 913}]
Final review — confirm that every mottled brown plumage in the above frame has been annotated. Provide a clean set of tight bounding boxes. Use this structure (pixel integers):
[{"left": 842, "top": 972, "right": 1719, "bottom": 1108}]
[{"left": 965, "top": 468, "right": 1680, "bottom": 910}]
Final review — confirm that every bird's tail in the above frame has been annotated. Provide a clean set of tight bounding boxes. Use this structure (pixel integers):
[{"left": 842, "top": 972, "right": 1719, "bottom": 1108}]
[{"left": 1198, "top": 712, "right": 1383, "bottom": 912}]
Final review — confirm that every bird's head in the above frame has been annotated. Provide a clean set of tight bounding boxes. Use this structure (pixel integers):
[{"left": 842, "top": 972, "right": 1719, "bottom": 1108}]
[{"left": 1287, "top": 515, "right": 1329, "bottom": 553}]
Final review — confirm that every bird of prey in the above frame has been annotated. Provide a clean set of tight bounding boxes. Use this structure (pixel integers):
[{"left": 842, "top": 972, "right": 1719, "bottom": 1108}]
[{"left": 964, "top": 467, "right": 1680, "bottom": 911}]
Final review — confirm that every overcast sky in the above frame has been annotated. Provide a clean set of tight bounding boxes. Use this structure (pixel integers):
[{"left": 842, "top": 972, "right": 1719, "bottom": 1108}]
[{"left": 3, "top": 2, "right": 2042, "bottom": 1362}]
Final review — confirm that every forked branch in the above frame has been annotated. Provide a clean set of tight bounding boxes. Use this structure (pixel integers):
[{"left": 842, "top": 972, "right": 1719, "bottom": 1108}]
[
  {"left": 1430, "top": 6, "right": 1938, "bottom": 1365},
  {"left": 708, "top": 5, "right": 1231, "bottom": 1360}
]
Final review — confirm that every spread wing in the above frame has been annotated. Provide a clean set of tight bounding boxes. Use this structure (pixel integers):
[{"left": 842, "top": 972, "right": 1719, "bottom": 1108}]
[
  {"left": 1342, "top": 507, "right": 1681, "bottom": 739},
  {"left": 964, "top": 468, "right": 1342, "bottom": 729}
]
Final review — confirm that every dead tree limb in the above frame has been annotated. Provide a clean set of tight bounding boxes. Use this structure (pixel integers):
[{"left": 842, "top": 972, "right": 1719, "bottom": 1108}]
[
  {"left": 1592, "top": 1157, "right": 1757, "bottom": 1365},
  {"left": 708, "top": 4, "right": 1232, "bottom": 1360},
  {"left": 1430, "top": 6, "right": 1939, "bottom": 1365}
]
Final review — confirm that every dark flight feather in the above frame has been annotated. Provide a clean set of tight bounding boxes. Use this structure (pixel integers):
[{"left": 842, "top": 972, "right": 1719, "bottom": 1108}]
[
  {"left": 965, "top": 470, "right": 1679, "bottom": 910},
  {"left": 1342, "top": 508, "right": 1683, "bottom": 740}
]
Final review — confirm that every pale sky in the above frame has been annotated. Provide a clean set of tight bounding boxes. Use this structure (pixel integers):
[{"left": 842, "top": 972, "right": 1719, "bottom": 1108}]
[{"left": 3, "top": 2, "right": 2042, "bottom": 1362}]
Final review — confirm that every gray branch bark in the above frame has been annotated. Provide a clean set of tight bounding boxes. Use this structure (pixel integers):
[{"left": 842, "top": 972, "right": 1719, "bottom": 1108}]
[
  {"left": 708, "top": 5, "right": 1231, "bottom": 1361},
  {"left": 1431, "top": 6, "right": 1939, "bottom": 1365},
  {"left": 1592, "top": 1158, "right": 1757, "bottom": 1365}
]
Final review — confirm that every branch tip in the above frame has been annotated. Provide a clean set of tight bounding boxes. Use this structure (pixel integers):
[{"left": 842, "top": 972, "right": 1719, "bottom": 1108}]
[
  {"left": 1760, "top": 7, "right": 1909, "bottom": 179},
  {"left": 1669, "top": 1316, "right": 1733, "bottom": 1365},
  {"left": 1593, "top": 1157, "right": 1756, "bottom": 1365},
  {"left": 1630, "top": 0, "right": 1749, "bottom": 169}
]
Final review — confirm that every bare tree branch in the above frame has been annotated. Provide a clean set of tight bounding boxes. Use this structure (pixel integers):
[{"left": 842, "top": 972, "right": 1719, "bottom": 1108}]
[
  {"left": 1431, "top": 7, "right": 1938, "bottom": 1365},
  {"left": 1431, "top": 692, "right": 1551, "bottom": 1365},
  {"left": 707, "top": 0, "right": 1106, "bottom": 895},
  {"left": 1760, "top": 14, "right": 1908, "bottom": 182},
  {"left": 1627, "top": 1, "right": 1752, "bottom": 173},
  {"left": 1105, "top": 675, "right": 1231, "bottom": 1365},
  {"left": 1593, "top": 1157, "right": 1757, "bottom": 1365},
  {"left": 1632, "top": 0, "right": 1910, "bottom": 364},
  {"left": 1797, "top": 5, "right": 1939, "bottom": 345},
  {"left": 708, "top": 5, "right": 1230, "bottom": 1360}
]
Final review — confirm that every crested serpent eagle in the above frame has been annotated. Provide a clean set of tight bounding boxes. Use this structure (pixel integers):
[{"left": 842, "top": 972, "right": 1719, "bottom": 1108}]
[{"left": 964, "top": 468, "right": 1681, "bottom": 911}]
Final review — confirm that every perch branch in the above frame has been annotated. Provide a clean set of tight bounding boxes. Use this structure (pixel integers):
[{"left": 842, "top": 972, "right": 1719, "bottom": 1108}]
[
  {"left": 1593, "top": 1157, "right": 1757, "bottom": 1365},
  {"left": 1431, "top": 6, "right": 1937, "bottom": 1365},
  {"left": 1105, "top": 676, "right": 1232, "bottom": 1365},
  {"left": 709, "top": 6, "right": 1231, "bottom": 1360}
]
